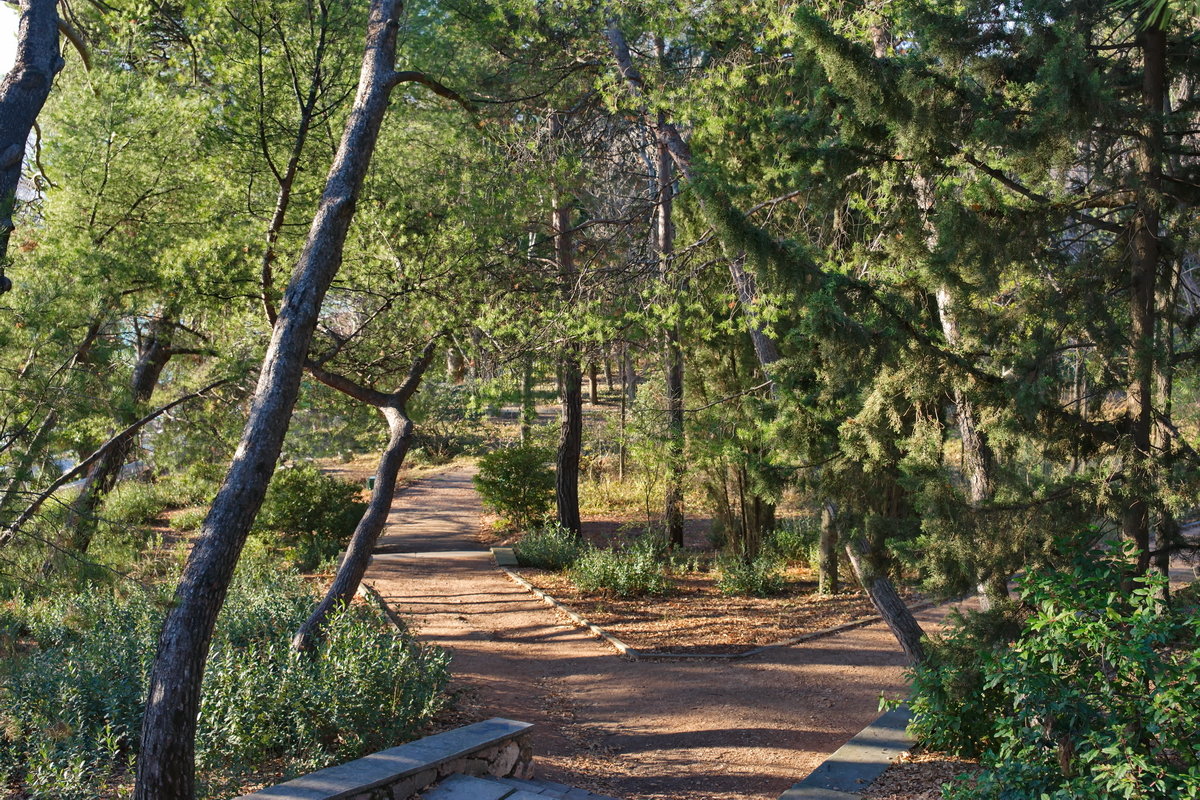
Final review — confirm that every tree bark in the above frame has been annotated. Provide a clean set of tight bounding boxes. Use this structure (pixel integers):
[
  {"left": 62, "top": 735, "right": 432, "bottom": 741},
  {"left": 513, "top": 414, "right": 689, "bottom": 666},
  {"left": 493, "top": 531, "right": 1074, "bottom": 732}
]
[
  {"left": 292, "top": 342, "right": 436, "bottom": 652},
  {"left": 1123, "top": 24, "right": 1165, "bottom": 576},
  {"left": 658, "top": 93, "right": 685, "bottom": 549},
  {"left": 552, "top": 147, "right": 582, "bottom": 535},
  {"left": 935, "top": 287, "right": 1006, "bottom": 609},
  {"left": 521, "top": 353, "right": 536, "bottom": 444},
  {"left": 134, "top": 3, "right": 409, "bottom": 796},
  {"left": 0, "top": 0, "right": 63, "bottom": 288},
  {"left": 588, "top": 362, "right": 599, "bottom": 404},
  {"left": 819, "top": 501, "right": 839, "bottom": 595},
  {"left": 845, "top": 531, "right": 925, "bottom": 663}
]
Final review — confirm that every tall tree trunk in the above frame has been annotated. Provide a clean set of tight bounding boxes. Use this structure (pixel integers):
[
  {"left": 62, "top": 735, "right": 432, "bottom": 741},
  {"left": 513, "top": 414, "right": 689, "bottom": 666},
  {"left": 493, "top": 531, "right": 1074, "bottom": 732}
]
[
  {"left": 604, "top": 355, "right": 614, "bottom": 391},
  {"left": 588, "top": 362, "right": 599, "bottom": 405},
  {"left": 819, "top": 501, "right": 839, "bottom": 595},
  {"left": 935, "top": 287, "right": 1005, "bottom": 609},
  {"left": 0, "top": 0, "right": 63, "bottom": 288},
  {"left": 658, "top": 90, "right": 685, "bottom": 549},
  {"left": 134, "top": 3, "right": 408, "bottom": 796},
  {"left": 1123, "top": 24, "right": 1165, "bottom": 576},
  {"left": 619, "top": 345, "right": 628, "bottom": 480},
  {"left": 552, "top": 151, "right": 582, "bottom": 535}
]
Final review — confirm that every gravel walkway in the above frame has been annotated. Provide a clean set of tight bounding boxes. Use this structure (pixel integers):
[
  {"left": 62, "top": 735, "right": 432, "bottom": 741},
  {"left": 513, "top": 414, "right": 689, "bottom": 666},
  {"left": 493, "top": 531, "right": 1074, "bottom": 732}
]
[{"left": 365, "top": 467, "right": 961, "bottom": 800}]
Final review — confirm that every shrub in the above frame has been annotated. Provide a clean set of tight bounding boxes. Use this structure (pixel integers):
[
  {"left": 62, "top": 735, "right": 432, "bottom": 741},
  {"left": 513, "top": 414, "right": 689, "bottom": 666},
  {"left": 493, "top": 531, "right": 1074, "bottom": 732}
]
[
  {"left": 571, "top": 536, "right": 672, "bottom": 597},
  {"left": 99, "top": 480, "right": 169, "bottom": 525},
  {"left": 473, "top": 444, "right": 555, "bottom": 528},
  {"left": 716, "top": 553, "right": 787, "bottom": 597},
  {"left": 161, "top": 461, "right": 225, "bottom": 507},
  {"left": 765, "top": 517, "right": 818, "bottom": 565},
  {"left": 254, "top": 464, "right": 367, "bottom": 570},
  {"left": 912, "top": 548, "right": 1200, "bottom": 800},
  {"left": 513, "top": 523, "right": 581, "bottom": 570},
  {"left": 170, "top": 507, "right": 208, "bottom": 531},
  {"left": 905, "top": 604, "right": 1022, "bottom": 757},
  {"left": 0, "top": 562, "right": 450, "bottom": 799}
]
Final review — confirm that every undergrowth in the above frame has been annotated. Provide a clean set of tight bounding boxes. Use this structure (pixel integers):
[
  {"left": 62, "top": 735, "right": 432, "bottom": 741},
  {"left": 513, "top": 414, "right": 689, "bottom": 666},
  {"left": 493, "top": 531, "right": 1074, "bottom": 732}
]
[{"left": 0, "top": 555, "right": 450, "bottom": 799}]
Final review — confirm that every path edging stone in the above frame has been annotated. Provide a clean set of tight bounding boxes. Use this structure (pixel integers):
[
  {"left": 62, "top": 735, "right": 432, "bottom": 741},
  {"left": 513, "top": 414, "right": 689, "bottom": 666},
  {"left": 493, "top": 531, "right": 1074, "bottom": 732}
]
[
  {"left": 497, "top": 563, "right": 934, "bottom": 660},
  {"left": 778, "top": 705, "right": 912, "bottom": 800}
]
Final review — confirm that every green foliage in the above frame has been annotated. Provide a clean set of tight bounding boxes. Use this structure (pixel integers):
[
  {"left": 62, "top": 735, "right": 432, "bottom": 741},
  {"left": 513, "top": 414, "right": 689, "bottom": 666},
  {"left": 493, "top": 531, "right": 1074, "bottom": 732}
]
[
  {"left": 170, "top": 507, "right": 208, "bottom": 532},
  {"left": 513, "top": 522, "right": 581, "bottom": 570},
  {"left": 98, "top": 480, "right": 170, "bottom": 526},
  {"left": 570, "top": 535, "right": 673, "bottom": 598},
  {"left": 161, "top": 461, "right": 227, "bottom": 508},
  {"left": 254, "top": 465, "right": 367, "bottom": 571},
  {"left": 473, "top": 444, "right": 555, "bottom": 528},
  {"left": 905, "top": 604, "right": 1023, "bottom": 757},
  {"left": 767, "top": 517, "right": 819, "bottom": 565},
  {"left": 910, "top": 550, "right": 1200, "bottom": 799},
  {"left": 0, "top": 563, "right": 450, "bottom": 799},
  {"left": 715, "top": 552, "right": 787, "bottom": 597}
]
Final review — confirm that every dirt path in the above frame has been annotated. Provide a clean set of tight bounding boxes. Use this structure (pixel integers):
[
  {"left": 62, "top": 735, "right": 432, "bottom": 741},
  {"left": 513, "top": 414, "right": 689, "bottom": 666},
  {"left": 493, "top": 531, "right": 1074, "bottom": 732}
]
[{"left": 366, "top": 467, "right": 960, "bottom": 800}]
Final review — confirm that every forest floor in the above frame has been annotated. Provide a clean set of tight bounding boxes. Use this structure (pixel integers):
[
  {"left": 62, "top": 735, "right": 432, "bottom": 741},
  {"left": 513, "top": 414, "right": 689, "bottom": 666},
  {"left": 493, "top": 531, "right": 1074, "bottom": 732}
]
[{"left": 362, "top": 465, "right": 969, "bottom": 800}]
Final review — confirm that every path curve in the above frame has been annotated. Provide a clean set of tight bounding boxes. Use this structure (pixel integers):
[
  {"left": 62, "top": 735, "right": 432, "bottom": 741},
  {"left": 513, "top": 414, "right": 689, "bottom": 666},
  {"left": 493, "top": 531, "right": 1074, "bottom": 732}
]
[{"left": 365, "top": 466, "right": 957, "bottom": 800}]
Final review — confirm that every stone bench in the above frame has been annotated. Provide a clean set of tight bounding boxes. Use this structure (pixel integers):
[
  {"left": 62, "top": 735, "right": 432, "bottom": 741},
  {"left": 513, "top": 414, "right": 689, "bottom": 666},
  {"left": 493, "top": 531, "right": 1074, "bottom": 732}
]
[{"left": 237, "top": 718, "right": 534, "bottom": 800}]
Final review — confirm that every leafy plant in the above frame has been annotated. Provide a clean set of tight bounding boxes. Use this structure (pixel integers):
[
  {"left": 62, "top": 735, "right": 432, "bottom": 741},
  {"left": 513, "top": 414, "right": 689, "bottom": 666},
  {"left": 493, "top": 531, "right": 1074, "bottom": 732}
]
[
  {"left": 0, "top": 561, "right": 450, "bottom": 799},
  {"left": 766, "top": 517, "right": 818, "bottom": 565},
  {"left": 911, "top": 548, "right": 1200, "bottom": 799},
  {"left": 513, "top": 522, "right": 581, "bottom": 570},
  {"left": 905, "top": 604, "right": 1022, "bottom": 757},
  {"left": 473, "top": 444, "right": 555, "bottom": 528},
  {"left": 716, "top": 552, "right": 787, "bottom": 597},
  {"left": 98, "top": 480, "right": 170, "bottom": 526},
  {"left": 571, "top": 535, "right": 673, "bottom": 597},
  {"left": 254, "top": 464, "right": 367, "bottom": 571}
]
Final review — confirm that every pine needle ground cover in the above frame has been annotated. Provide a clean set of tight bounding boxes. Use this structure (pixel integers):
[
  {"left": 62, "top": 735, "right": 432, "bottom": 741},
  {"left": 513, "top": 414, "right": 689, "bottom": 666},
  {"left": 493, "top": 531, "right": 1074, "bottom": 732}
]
[{"left": 505, "top": 519, "right": 922, "bottom": 655}]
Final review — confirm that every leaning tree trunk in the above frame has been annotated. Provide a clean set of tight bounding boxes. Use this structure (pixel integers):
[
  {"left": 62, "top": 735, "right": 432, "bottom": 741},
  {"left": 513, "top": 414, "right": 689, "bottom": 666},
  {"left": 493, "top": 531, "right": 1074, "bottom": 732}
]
[
  {"left": 845, "top": 530, "right": 925, "bottom": 663},
  {"left": 0, "top": 0, "right": 63, "bottom": 290},
  {"left": 134, "top": 3, "right": 408, "bottom": 797},
  {"left": 291, "top": 342, "right": 435, "bottom": 652}
]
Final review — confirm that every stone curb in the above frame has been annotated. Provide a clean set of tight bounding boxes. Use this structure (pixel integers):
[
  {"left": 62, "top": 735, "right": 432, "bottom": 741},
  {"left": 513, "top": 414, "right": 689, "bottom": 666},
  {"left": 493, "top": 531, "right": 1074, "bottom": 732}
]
[
  {"left": 497, "top": 564, "right": 935, "bottom": 661},
  {"left": 778, "top": 705, "right": 913, "bottom": 799}
]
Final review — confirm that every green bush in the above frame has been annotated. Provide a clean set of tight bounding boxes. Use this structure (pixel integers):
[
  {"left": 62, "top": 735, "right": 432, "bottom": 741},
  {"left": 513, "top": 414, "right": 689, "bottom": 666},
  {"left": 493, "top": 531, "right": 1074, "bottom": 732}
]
[
  {"left": 513, "top": 523, "right": 581, "bottom": 570},
  {"left": 905, "top": 604, "right": 1022, "bottom": 757},
  {"left": 911, "top": 548, "right": 1200, "bottom": 800},
  {"left": 766, "top": 517, "right": 818, "bottom": 565},
  {"left": 99, "top": 480, "right": 170, "bottom": 525},
  {"left": 716, "top": 552, "right": 787, "bottom": 597},
  {"left": 0, "top": 562, "right": 450, "bottom": 799},
  {"left": 571, "top": 535, "right": 672, "bottom": 597},
  {"left": 171, "top": 507, "right": 208, "bottom": 531},
  {"left": 162, "top": 461, "right": 225, "bottom": 507},
  {"left": 473, "top": 444, "right": 555, "bottom": 528},
  {"left": 254, "top": 464, "right": 367, "bottom": 570}
]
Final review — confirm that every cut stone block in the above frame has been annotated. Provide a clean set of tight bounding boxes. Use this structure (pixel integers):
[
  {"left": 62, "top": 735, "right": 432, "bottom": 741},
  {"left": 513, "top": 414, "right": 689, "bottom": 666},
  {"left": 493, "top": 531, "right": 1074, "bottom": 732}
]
[
  {"left": 420, "top": 774, "right": 512, "bottom": 800},
  {"left": 491, "top": 547, "right": 519, "bottom": 567}
]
